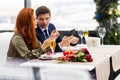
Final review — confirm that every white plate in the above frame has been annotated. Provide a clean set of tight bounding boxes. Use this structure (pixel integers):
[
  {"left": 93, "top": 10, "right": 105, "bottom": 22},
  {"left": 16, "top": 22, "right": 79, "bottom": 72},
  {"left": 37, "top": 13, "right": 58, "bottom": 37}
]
[{"left": 39, "top": 55, "right": 53, "bottom": 60}]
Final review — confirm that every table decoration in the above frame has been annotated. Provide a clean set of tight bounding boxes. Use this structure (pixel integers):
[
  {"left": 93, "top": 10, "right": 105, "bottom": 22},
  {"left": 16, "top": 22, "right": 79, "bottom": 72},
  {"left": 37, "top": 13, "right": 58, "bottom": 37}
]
[{"left": 56, "top": 48, "right": 93, "bottom": 62}]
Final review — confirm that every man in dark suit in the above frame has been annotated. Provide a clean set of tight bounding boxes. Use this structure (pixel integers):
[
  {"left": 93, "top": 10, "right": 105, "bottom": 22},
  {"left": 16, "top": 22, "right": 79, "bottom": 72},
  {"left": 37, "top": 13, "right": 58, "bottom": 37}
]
[{"left": 35, "top": 6, "right": 79, "bottom": 52}]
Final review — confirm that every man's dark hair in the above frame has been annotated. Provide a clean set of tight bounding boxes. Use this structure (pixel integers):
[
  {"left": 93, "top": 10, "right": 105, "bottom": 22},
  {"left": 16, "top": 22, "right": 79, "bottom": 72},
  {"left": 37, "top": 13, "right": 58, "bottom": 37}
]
[{"left": 36, "top": 6, "right": 51, "bottom": 17}]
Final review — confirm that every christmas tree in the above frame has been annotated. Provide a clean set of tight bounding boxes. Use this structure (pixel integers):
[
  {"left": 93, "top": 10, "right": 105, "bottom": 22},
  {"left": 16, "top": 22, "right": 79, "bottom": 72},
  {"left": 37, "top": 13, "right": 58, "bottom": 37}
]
[{"left": 94, "top": 0, "right": 120, "bottom": 44}]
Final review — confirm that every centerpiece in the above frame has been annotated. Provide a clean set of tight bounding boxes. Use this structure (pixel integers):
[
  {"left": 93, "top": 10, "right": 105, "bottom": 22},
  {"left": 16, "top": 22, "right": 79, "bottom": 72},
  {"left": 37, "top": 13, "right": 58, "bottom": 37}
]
[{"left": 56, "top": 48, "right": 93, "bottom": 62}]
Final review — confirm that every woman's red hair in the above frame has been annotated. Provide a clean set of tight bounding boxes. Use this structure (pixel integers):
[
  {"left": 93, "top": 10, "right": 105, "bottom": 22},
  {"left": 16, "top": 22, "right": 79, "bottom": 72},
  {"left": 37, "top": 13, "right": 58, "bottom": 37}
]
[{"left": 15, "top": 8, "right": 38, "bottom": 50}]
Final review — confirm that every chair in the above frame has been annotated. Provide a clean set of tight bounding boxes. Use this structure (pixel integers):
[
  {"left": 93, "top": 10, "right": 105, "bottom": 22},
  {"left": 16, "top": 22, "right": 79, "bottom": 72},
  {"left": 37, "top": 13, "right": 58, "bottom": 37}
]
[{"left": 0, "top": 32, "right": 34, "bottom": 80}]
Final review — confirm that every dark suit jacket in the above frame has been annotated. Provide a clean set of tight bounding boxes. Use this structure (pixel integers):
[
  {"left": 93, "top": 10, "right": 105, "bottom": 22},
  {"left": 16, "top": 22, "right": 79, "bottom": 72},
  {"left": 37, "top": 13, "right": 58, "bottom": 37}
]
[{"left": 36, "top": 23, "right": 62, "bottom": 52}]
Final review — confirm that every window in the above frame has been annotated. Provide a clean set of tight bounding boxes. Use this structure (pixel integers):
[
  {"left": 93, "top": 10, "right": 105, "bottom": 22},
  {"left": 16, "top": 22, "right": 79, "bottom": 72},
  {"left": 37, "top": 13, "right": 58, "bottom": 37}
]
[
  {"left": 0, "top": 0, "right": 24, "bottom": 31},
  {"left": 31, "top": 0, "right": 98, "bottom": 30}
]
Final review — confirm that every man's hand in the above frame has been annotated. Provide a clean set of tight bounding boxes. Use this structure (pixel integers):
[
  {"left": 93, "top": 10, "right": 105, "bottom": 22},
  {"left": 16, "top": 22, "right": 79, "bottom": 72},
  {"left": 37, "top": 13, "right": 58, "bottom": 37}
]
[
  {"left": 50, "top": 30, "right": 59, "bottom": 39},
  {"left": 68, "top": 35, "right": 79, "bottom": 44},
  {"left": 60, "top": 36, "right": 70, "bottom": 47}
]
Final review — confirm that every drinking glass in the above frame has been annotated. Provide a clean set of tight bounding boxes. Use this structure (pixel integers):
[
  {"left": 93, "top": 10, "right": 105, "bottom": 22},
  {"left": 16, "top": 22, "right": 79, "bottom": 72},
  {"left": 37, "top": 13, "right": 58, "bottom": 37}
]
[
  {"left": 78, "top": 30, "right": 84, "bottom": 44},
  {"left": 83, "top": 30, "right": 89, "bottom": 44},
  {"left": 98, "top": 27, "right": 106, "bottom": 45},
  {"left": 50, "top": 39, "right": 56, "bottom": 59},
  {"left": 83, "top": 30, "right": 89, "bottom": 38}
]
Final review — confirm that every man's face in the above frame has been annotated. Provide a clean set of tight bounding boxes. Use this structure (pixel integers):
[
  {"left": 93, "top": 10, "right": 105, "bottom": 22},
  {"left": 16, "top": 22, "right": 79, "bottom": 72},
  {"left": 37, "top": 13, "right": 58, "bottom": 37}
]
[{"left": 37, "top": 13, "right": 51, "bottom": 28}]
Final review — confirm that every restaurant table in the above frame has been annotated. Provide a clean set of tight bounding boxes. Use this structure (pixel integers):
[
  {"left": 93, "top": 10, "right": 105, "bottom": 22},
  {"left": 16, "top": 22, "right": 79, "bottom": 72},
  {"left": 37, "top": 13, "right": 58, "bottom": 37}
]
[
  {"left": 21, "top": 53, "right": 110, "bottom": 80},
  {"left": 74, "top": 44, "right": 120, "bottom": 80}
]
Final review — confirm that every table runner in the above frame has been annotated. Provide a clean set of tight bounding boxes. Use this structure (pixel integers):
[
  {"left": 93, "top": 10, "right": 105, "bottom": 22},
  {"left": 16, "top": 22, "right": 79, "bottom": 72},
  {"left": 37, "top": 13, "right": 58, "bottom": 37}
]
[{"left": 87, "top": 45, "right": 120, "bottom": 72}]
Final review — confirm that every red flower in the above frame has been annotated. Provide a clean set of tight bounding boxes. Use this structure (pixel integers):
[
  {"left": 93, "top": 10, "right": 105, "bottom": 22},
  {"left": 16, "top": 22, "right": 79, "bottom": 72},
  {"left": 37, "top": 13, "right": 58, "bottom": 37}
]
[
  {"left": 66, "top": 55, "right": 70, "bottom": 61},
  {"left": 88, "top": 58, "right": 93, "bottom": 62},
  {"left": 80, "top": 48, "right": 90, "bottom": 54},
  {"left": 69, "top": 51, "right": 75, "bottom": 55},
  {"left": 86, "top": 54, "right": 91, "bottom": 60},
  {"left": 63, "top": 51, "right": 69, "bottom": 56},
  {"left": 57, "top": 48, "right": 93, "bottom": 62}
]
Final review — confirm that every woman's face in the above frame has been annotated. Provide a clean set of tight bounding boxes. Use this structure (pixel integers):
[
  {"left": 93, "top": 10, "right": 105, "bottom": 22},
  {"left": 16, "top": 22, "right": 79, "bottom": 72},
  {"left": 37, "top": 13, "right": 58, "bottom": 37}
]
[
  {"left": 33, "top": 14, "right": 37, "bottom": 28},
  {"left": 34, "top": 17, "right": 37, "bottom": 28}
]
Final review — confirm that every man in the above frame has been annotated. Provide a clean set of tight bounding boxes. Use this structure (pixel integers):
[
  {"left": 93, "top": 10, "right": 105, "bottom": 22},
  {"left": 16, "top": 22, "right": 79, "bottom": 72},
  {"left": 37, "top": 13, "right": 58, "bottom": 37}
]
[{"left": 35, "top": 6, "right": 79, "bottom": 52}]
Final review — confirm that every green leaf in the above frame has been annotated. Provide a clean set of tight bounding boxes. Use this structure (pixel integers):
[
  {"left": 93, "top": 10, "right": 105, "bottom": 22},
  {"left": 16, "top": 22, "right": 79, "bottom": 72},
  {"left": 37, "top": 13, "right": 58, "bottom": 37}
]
[{"left": 81, "top": 59, "right": 87, "bottom": 62}]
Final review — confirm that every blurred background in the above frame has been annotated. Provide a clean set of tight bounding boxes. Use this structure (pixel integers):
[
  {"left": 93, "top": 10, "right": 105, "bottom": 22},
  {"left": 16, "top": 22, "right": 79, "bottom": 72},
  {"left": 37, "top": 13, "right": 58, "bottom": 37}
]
[{"left": 0, "top": 0, "right": 98, "bottom": 31}]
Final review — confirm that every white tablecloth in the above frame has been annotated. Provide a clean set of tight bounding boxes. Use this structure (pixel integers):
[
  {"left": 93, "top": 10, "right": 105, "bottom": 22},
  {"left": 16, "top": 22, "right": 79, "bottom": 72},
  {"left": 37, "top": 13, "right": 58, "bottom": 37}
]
[
  {"left": 61, "top": 44, "right": 120, "bottom": 80},
  {"left": 87, "top": 45, "right": 120, "bottom": 72},
  {"left": 74, "top": 44, "right": 120, "bottom": 72},
  {"left": 21, "top": 53, "right": 110, "bottom": 80}
]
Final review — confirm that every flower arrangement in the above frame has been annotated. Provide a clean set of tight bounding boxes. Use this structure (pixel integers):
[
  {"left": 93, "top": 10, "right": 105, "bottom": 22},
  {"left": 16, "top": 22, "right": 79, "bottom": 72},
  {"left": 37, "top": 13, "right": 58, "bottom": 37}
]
[{"left": 56, "top": 48, "right": 93, "bottom": 62}]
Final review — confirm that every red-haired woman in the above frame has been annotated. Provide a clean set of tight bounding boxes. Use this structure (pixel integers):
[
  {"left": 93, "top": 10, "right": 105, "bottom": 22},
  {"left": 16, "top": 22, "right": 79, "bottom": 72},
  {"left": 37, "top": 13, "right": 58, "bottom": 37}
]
[{"left": 7, "top": 8, "right": 52, "bottom": 59}]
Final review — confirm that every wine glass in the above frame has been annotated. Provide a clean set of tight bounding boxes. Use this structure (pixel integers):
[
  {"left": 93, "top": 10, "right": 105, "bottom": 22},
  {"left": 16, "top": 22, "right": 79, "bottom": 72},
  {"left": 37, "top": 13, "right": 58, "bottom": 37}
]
[
  {"left": 98, "top": 27, "right": 106, "bottom": 45},
  {"left": 78, "top": 30, "right": 84, "bottom": 44},
  {"left": 50, "top": 39, "right": 56, "bottom": 59},
  {"left": 83, "top": 30, "right": 89, "bottom": 44}
]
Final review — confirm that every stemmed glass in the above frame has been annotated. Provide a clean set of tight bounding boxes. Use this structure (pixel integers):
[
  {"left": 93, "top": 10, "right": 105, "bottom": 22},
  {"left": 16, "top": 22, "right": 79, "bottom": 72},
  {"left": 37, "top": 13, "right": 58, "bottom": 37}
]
[
  {"left": 98, "top": 27, "right": 106, "bottom": 45},
  {"left": 83, "top": 30, "right": 89, "bottom": 44},
  {"left": 50, "top": 39, "right": 56, "bottom": 59},
  {"left": 78, "top": 30, "right": 84, "bottom": 44}
]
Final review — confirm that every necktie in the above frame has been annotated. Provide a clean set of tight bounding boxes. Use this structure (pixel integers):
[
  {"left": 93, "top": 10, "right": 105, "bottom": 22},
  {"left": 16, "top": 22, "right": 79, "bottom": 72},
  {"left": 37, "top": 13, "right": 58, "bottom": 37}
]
[{"left": 44, "top": 29, "right": 49, "bottom": 39}]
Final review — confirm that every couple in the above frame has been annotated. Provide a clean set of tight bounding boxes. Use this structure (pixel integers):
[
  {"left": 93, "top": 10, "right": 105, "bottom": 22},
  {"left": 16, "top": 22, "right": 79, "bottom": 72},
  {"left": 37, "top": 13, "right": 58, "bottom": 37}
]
[{"left": 7, "top": 6, "right": 79, "bottom": 60}]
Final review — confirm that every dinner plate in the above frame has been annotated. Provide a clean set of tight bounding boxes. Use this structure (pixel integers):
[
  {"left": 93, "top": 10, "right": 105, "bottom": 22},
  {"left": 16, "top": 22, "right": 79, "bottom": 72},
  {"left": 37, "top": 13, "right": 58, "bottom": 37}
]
[{"left": 39, "top": 56, "right": 53, "bottom": 60}]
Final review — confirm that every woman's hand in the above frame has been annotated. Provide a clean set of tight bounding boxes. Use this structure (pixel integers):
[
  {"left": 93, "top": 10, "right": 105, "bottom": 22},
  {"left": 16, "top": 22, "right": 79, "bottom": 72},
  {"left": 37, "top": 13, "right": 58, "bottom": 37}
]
[
  {"left": 41, "top": 38, "right": 54, "bottom": 50},
  {"left": 41, "top": 29, "right": 59, "bottom": 51}
]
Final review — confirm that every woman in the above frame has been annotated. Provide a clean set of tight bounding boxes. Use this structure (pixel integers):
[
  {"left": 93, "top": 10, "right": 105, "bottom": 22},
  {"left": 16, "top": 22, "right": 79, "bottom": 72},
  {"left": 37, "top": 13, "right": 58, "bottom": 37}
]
[{"left": 7, "top": 8, "right": 53, "bottom": 59}]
